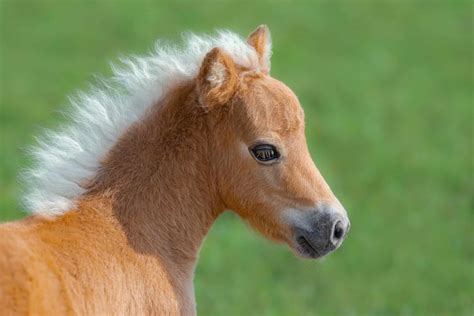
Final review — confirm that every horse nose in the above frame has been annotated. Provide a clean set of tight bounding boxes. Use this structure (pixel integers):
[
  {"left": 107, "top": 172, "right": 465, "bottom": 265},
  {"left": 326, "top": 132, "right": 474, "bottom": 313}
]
[
  {"left": 330, "top": 218, "right": 348, "bottom": 246},
  {"left": 291, "top": 202, "right": 350, "bottom": 258},
  {"left": 314, "top": 205, "right": 349, "bottom": 248}
]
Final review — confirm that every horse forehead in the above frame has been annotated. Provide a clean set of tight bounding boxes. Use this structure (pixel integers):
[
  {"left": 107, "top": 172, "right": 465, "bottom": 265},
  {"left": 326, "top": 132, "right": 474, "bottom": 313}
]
[
  {"left": 249, "top": 76, "right": 298, "bottom": 105},
  {"left": 242, "top": 76, "right": 303, "bottom": 132}
]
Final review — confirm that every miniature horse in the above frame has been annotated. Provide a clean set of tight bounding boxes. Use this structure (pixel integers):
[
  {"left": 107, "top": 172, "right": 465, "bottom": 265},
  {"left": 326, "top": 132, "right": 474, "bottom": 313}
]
[{"left": 0, "top": 26, "right": 350, "bottom": 315}]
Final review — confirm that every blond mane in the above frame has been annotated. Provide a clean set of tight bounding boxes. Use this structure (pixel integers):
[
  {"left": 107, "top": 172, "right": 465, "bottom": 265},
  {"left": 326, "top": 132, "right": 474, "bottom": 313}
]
[{"left": 24, "top": 30, "right": 269, "bottom": 215}]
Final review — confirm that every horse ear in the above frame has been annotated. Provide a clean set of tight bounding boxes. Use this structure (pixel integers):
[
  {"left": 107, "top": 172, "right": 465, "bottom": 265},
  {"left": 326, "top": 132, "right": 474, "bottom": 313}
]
[
  {"left": 197, "top": 47, "right": 239, "bottom": 111},
  {"left": 247, "top": 25, "right": 272, "bottom": 74}
]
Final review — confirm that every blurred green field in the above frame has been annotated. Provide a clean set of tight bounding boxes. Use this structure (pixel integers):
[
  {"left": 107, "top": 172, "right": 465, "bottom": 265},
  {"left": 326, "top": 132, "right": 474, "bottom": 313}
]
[{"left": 1, "top": 1, "right": 473, "bottom": 315}]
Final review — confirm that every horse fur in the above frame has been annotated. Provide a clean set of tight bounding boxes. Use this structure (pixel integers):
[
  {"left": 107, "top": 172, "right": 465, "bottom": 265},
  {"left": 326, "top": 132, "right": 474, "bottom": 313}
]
[{"left": 0, "top": 25, "right": 349, "bottom": 315}]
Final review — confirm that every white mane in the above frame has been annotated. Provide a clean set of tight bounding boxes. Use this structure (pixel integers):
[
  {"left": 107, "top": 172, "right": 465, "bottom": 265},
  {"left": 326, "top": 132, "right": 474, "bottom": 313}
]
[{"left": 23, "top": 30, "right": 267, "bottom": 215}]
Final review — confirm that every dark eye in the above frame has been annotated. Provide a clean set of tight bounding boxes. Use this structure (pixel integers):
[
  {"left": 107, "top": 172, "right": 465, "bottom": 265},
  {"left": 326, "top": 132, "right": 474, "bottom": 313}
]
[{"left": 250, "top": 144, "right": 280, "bottom": 163}]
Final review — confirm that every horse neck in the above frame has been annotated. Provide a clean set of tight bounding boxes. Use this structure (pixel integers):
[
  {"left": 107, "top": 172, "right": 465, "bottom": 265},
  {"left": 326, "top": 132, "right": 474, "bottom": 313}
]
[{"left": 82, "top": 81, "right": 224, "bottom": 272}]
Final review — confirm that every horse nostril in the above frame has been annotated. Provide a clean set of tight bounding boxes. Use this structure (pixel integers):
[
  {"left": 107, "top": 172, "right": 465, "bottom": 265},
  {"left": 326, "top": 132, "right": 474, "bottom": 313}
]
[{"left": 333, "top": 221, "right": 345, "bottom": 240}]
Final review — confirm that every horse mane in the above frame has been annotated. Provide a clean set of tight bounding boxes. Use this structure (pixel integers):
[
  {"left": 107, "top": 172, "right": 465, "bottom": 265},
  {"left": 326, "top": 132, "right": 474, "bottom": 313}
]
[{"left": 23, "top": 30, "right": 268, "bottom": 215}]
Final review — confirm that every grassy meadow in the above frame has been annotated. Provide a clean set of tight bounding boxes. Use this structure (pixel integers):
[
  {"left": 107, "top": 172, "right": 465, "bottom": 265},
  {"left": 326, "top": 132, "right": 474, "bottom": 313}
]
[{"left": 0, "top": 1, "right": 472, "bottom": 315}]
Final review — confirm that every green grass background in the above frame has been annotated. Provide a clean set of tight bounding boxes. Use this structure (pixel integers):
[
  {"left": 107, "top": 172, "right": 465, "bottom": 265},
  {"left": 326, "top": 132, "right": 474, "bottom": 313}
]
[{"left": 1, "top": 1, "right": 472, "bottom": 315}]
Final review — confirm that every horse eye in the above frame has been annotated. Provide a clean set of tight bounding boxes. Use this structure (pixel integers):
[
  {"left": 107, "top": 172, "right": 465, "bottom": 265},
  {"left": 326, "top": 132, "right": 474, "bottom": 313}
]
[{"left": 250, "top": 144, "right": 280, "bottom": 163}]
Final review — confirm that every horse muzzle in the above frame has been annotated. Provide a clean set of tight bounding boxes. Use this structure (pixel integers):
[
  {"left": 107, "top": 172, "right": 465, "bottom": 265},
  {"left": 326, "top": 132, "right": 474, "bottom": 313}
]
[{"left": 288, "top": 203, "right": 350, "bottom": 259}]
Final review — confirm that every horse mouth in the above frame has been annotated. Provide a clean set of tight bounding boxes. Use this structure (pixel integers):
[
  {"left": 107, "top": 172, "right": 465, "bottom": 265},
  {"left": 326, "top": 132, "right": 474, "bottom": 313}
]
[{"left": 294, "top": 235, "right": 322, "bottom": 259}]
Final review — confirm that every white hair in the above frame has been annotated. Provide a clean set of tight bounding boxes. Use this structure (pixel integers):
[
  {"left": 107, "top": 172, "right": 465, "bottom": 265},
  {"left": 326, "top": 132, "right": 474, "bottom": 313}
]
[{"left": 23, "top": 30, "right": 271, "bottom": 215}]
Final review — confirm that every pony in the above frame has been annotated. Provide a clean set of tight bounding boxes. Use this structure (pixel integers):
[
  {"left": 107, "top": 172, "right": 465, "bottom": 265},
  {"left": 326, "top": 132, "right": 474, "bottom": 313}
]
[{"left": 0, "top": 26, "right": 350, "bottom": 315}]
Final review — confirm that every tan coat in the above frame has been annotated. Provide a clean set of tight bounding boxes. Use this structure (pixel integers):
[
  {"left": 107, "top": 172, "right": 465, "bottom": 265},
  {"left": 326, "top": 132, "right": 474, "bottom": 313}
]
[{"left": 0, "top": 26, "right": 348, "bottom": 315}]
